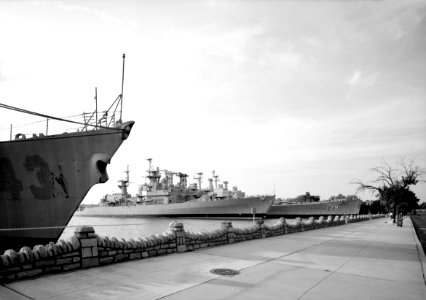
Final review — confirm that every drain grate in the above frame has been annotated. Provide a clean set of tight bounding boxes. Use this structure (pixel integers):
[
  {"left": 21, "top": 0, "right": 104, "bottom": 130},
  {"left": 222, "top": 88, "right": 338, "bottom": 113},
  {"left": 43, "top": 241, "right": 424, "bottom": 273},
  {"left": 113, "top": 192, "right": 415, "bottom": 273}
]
[{"left": 210, "top": 268, "right": 240, "bottom": 276}]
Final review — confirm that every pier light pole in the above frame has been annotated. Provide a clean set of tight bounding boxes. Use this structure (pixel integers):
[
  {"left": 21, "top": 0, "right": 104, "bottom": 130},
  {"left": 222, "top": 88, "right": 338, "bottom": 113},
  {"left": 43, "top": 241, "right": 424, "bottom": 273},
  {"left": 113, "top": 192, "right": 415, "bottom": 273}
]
[{"left": 252, "top": 207, "right": 256, "bottom": 224}]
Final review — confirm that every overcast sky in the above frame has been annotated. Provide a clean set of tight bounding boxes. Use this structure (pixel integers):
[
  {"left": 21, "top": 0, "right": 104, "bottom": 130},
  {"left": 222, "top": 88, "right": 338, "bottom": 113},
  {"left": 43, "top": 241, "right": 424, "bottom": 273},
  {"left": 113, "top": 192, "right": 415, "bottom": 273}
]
[{"left": 1, "top": 0, "right": 425, "bottom": 204}]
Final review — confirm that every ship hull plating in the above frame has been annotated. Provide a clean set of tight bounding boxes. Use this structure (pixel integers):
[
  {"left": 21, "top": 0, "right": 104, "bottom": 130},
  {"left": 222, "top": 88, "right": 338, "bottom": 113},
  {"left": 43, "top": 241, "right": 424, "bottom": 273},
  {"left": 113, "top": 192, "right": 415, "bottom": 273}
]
[
  {"left": 0, "top": 121, "right": 134, "bottom": 251},
  {"left": 267, "top": 199, "right": 362, "bottom": 218},
  {"left": 76, "top": 196, "right": 274, "bottom": 218}
]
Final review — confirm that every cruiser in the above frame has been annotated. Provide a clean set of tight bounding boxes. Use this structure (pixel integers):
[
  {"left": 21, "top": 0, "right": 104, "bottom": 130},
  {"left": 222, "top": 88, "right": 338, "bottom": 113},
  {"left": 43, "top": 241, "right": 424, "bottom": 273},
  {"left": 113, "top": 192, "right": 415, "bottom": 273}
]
[{"left": 77, "top": 159, "right": 274, "bottom": 218}]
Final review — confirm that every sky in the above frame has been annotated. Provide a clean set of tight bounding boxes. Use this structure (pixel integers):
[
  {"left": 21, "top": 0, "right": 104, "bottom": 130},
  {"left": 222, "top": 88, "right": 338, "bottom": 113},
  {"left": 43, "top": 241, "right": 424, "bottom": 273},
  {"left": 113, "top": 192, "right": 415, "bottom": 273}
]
[{"left": 1, "top": 0, "right": 425, "bottom": 204}]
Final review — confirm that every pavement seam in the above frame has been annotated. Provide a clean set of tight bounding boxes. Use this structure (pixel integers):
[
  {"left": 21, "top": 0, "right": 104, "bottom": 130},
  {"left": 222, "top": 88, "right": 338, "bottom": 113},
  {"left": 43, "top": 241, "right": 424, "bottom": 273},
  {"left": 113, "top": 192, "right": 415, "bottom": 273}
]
[
  {"left": 42, "top": 281, "right": 130, "bottom": 300},
  {"left": 154, "top": 231, "right": 347, "bottom": 299},
  {"left": 296, "top": 232, "right": 373, "bottom": 300},
  {"left": 1, "top": 284, "right": 34, "bottom": 300},
  {"left": 155, "top": 275, "right": 223, "bottom": 300},
  {"left": 154, "top": 226, "right": 365, "bottom": 300},
  {"left": 32, "top": 271, "right": 122, "bottom": 300}
]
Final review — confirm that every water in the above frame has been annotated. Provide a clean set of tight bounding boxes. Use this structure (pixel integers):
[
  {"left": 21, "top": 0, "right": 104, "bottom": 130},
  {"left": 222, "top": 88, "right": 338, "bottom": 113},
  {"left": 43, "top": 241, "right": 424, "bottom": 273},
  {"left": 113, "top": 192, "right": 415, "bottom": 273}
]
[{"left": 59, "top": 215, "right": 282, "bottom": 241}]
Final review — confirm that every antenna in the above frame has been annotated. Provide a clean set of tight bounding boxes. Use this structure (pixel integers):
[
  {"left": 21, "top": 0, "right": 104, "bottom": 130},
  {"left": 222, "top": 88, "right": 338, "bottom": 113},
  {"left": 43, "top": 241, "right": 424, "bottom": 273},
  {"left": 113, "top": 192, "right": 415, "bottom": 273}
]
[
  {"left": 95, "top": 87, "right": 98, "bottom": 130},
  {"left": 125, "top": 165, "right": 130, "bottom": 183}
]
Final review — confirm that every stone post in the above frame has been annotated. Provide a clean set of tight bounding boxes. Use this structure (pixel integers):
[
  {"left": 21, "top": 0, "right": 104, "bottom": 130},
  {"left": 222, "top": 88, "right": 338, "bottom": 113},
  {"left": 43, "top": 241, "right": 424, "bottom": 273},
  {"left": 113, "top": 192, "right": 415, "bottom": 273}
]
[
  {"left": 281, "top": 218, "right": 288, "bottom": 234},
  {"left": 74, "top": 226, "right": 99, "bottom": 269},
  {"left": 170, "top": 222, "right": 186, "bottom": 253},
  {"left": 221, "top": 221, "right": 235, "bottom": 244},
  {"left": 256, "top": 220, "right": 266, "bottom": 238}
]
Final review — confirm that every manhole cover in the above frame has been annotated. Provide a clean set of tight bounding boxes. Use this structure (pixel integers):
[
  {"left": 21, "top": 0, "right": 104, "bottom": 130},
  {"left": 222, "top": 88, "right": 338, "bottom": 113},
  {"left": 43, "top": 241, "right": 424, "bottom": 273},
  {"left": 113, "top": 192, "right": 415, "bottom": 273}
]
[{"left": 210, "top": 268, "right": 240, "bottom": 276}]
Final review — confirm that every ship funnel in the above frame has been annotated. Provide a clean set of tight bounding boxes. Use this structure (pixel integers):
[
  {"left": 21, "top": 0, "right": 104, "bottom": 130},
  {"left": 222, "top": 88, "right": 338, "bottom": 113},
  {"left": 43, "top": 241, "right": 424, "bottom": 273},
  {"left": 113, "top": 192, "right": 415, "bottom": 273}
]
[
  {"left": 208, "top": 178, "right": 213, "bottom": 190},
  {"left": 213, "top": 175, "right": 219, "bottom": 189},
  {"left": 194, "top": 172, "right": 203, "bottom": 190},
  {"left": 223, "top": 181, "right": 229, "bottom": 190}
]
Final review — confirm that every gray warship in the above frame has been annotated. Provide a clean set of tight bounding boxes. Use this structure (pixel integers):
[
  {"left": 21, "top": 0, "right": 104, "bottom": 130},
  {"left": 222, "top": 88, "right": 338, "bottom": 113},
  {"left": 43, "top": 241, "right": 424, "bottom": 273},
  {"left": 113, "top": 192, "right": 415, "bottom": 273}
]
[
  {"left": 267, "top": 192, "right": 362, "bottom": 217},
  {"left": 0, "top": 54, "right": 134, "bottom": 252},
  {"left": 76, "top": 159, "right": 274, "bottom": 218}
]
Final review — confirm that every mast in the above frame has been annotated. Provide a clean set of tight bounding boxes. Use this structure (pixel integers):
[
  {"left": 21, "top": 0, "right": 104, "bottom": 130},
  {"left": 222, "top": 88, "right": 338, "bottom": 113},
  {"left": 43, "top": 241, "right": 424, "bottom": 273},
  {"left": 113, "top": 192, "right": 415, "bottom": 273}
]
[
  {"left": 120, "top": 53, "right": 125, "bottom": 123},
  {"left": 145, "top": 158, "right": 160, "bottom": 188},
  {"left": 125, "top": 165, "right": 130, "bottom": 183},
  {"left": 117, "top": 165, "right": 130, "bottom": 201},
  {"left": 95, "top": 87, "right": 98, "bottom": 129}
]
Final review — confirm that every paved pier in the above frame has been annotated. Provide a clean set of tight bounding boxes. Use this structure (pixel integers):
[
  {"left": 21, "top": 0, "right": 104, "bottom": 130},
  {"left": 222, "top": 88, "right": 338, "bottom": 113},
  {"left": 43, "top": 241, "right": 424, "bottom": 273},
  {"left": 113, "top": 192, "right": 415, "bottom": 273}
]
[{"left": 1, "top": 217, "right": 425, "bottom": 300}]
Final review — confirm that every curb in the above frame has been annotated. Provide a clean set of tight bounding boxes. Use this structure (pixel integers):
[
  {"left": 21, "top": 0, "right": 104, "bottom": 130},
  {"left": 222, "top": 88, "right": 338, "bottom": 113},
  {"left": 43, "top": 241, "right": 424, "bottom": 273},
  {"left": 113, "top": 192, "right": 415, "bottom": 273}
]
[{"left": 410, "top": 218, "right": 426, "bottom": 285}]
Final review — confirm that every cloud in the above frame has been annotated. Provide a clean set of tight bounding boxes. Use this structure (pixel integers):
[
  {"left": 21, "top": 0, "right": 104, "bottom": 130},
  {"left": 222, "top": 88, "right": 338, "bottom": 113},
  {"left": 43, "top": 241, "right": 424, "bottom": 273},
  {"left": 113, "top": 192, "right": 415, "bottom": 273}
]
[
  {"left": 22, "top": 0, "right": 139, "bottom": 27},
  {"left": 347, "top": 70, "right": 361, "bottom": 86},
  {"left": 347, "top": 69, "right": 379, "bottom": 89},
  {"left": 380, "top": 1, "right": 426, "bottom": 40}
]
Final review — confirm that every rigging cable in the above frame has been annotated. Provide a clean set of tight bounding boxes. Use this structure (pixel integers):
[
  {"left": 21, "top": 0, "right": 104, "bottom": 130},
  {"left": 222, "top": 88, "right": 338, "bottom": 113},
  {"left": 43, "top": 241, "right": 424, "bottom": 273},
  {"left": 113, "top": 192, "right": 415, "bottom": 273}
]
[{"left": 0, "top": 102, "right": 121, "bottom": 131}]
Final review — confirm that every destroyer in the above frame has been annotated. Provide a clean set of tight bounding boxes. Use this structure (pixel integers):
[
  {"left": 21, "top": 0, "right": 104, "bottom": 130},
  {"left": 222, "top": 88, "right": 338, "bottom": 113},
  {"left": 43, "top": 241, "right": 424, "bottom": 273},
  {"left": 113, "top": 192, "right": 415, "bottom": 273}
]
[
  {"left": 0, "top": 55, "right": 134, "bottom": 251},
  {"left": 267, "top": 192, "right": 362, "bottom": 217},
  {"left": 77, "top": 159, "right": 274, "bottom": 218}
]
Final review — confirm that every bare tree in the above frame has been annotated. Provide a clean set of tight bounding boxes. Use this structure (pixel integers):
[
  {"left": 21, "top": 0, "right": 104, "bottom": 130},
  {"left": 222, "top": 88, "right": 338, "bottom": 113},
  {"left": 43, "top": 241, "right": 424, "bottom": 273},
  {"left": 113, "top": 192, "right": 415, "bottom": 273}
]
[{"left": 352, "top": 158, "right": 425, "bottom": 222}]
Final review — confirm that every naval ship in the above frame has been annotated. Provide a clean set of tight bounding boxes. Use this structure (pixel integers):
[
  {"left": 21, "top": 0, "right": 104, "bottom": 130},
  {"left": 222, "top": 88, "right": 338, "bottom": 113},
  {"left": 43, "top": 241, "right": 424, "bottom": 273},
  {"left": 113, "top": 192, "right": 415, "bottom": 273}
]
[
  {"left": 76, "top": 159, "right": 274, "bottom": 218},
  {"left": 0, "top": 55, "right": 134, "bottom": 251},
  {"left": 267, "top": 192, "right": 362, "bottom": 217}
]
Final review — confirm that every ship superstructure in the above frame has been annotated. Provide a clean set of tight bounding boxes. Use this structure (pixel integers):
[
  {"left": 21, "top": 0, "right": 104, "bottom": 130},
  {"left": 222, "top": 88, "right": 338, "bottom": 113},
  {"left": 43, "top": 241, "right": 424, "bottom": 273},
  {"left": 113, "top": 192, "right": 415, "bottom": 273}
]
[{"left": 138, "top": 159, "right": 203, "bottom": 205}]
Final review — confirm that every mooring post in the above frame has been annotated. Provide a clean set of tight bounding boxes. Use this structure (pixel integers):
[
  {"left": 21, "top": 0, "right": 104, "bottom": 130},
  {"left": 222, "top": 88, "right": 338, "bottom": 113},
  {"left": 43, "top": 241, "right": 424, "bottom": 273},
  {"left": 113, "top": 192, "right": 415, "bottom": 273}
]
[
  {"left": 169, "top": 222, "right": 186, "bottom": 253},
  {"left": 256, "top": 219, "right": 266, "bottom": 238},
  {"left": 221, "top": 221, "right": 235, "bottom": 244},
  {"left": 74, "top": 226, "right": 99, "bottom": 268}
]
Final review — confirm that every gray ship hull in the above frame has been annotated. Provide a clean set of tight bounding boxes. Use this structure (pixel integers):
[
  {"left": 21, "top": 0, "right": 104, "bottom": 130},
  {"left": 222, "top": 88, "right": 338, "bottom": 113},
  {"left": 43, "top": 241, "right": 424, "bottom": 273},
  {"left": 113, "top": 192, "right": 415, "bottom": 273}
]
[
  {"left": 76, "top": 196, "right": 274, "bottom": 218},
  {"left": 267, "top": 198, "right": 362, "bottom": 217},
  {"left": 0, "top": 121, "right": 134, "bottom": 251}
]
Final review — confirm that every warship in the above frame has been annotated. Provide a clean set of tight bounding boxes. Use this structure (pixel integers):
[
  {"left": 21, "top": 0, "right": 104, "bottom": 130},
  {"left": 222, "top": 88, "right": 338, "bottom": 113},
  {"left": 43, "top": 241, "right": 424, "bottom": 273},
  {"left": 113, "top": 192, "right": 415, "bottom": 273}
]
[
  {"left": 267, "top": 192, "right": 362, "bottom": 217},
  {"left": 76, "top": 159, "right": 274, "bottom": 218},
  {"left": 0, "top": 55, "right": 134, "bottom": 251}
]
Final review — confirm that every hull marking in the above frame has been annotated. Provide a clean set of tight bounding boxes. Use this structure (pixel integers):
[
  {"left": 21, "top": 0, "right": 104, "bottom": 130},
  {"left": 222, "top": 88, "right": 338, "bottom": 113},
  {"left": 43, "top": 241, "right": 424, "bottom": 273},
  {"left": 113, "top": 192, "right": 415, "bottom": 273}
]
[{"left": 0, "top": 157, "right": 23, "bottom": 201}]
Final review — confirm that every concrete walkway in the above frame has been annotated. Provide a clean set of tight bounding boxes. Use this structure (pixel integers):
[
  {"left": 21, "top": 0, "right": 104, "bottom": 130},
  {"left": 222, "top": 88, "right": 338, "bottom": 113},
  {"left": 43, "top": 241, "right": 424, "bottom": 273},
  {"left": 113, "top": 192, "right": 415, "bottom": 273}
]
[{"left": 1, "top": 217, "right": 425, "bottom": 300}]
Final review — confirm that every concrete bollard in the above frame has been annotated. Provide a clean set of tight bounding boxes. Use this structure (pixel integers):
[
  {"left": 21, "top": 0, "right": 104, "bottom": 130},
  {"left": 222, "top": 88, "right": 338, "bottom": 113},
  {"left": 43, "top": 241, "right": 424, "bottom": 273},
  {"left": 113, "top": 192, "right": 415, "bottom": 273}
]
[
  {"left": 169, "top": 222, "right": 186, "bottom": 253},
  {"left": 74, "top": 226, "right": 99, "bottom": 268},
  {"left": 256, "top": 220, "right": 266, "bottom": 238},
  {"left": 282, "top": 218, "right": 289, "bottom": 234},
  {"left": 221, "top": 221, "right": 235, "bottom": 244}
]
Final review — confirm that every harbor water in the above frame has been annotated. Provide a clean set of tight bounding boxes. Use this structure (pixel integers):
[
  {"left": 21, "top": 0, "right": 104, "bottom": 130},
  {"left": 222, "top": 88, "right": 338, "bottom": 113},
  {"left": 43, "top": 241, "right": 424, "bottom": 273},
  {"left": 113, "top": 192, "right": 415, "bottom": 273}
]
[{"left": 59, "top": 215, "right": 281, "bottom": 241}]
